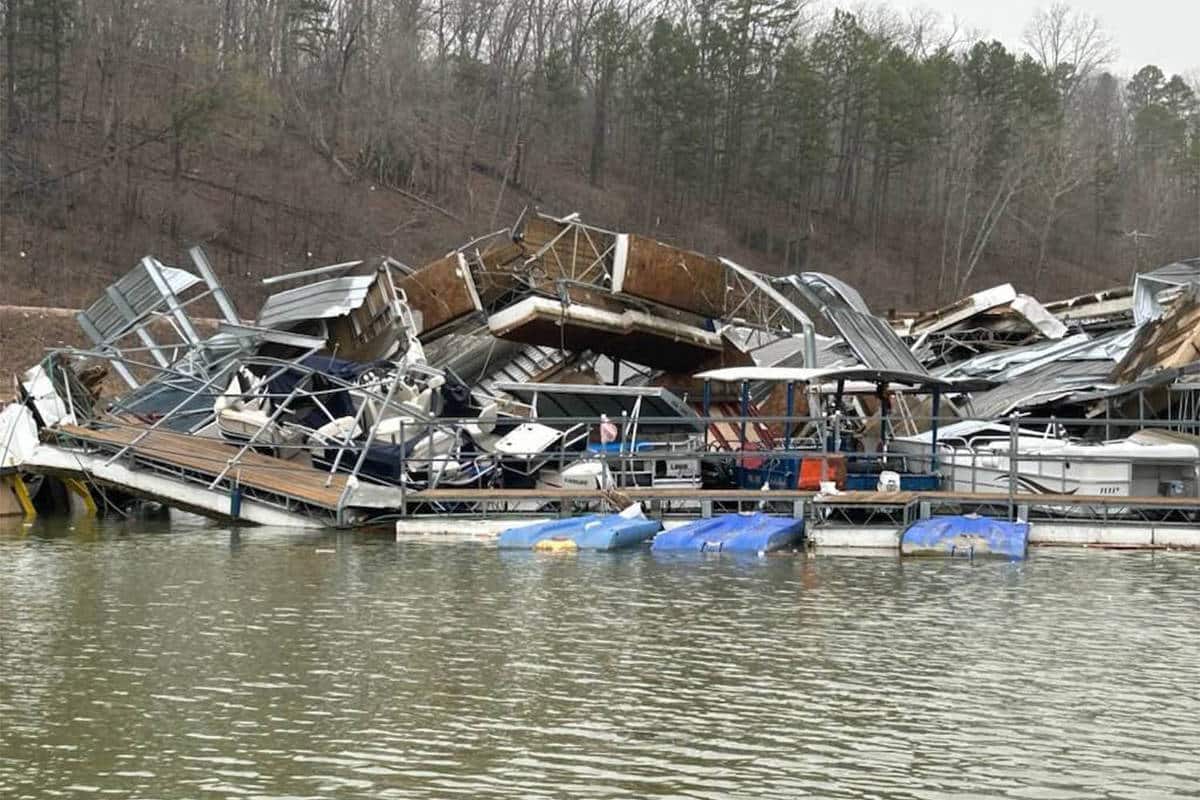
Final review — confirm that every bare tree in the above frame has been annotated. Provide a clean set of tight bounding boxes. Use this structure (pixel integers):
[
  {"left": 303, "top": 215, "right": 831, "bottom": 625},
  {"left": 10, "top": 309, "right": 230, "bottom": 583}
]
[{"left": 1022, "top": 2, "right": 1114, "bottom": 101}]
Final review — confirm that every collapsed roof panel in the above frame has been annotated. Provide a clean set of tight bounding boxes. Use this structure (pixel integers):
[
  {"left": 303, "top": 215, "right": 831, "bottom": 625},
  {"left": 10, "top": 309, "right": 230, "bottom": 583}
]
[
  {"left": 257, "top": 274, "right": 378, "bottom": 329},
  {"left": 1133, "top": 258, "right": 1200, "bottom": 325},
  {"left": 906, "top": 284, "right": 1018, "bottom": 336},
  {"left": 487, "top": 296, "right": 723, "bottom": 370},
  {"left": 1008, "top": 295, "right": 1068, "bottom": 339},
  {"left": 825, "top": 307, "right": 928, "bottom": 375},
  {"left": 1044, "top": 287, "right": 1133, "bottom": 331},
  {"left": 78, "top": 259, "right": 201, "bottom": 345},
  {"left": 793, "top": 272, "right": 870, "bottom": 314},
  {"left": 967, "top": 359, "right": 1113, "bottom": 418}
]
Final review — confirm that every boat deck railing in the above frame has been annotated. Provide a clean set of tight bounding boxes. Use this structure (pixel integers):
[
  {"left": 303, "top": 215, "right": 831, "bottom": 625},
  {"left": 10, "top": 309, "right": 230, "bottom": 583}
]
[{"left": 38, "top": 408, "right": 1200, "bottom": 527}]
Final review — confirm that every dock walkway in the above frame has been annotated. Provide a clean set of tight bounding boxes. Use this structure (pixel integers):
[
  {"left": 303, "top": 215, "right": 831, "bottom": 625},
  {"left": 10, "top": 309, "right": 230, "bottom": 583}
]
[
  {"left": 55, "top": 423, "right": 349, "bottom": 511},
  {"left": 29, "top": 422, "right": 1200, "bottom": 534}
]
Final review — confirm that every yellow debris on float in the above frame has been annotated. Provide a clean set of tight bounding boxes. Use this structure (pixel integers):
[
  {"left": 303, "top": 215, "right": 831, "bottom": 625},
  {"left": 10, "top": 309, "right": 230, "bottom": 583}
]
[{"left": 532, "top": 537, "right": 579, "bottom": 553}]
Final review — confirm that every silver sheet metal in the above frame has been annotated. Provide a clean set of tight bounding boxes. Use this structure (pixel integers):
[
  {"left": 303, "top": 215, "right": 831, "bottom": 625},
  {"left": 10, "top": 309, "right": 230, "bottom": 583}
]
[
  {"left": 1133, "top": 258, "right": 1200, "bottom": 325},
  {"left": 825, "top": 307, "right": 928, "bottom": 375},
  {"left": 257, "top": 275, "right": 377, "bottom": 329},
  {"left": 78, "top": 261, "right": 201, "bottom": 344},
  {"left": 968, "top": 360, "right": 1112, "bottom": 418},
  {"left": 795, "top": 272, "right": 870, "bottom": 314}
]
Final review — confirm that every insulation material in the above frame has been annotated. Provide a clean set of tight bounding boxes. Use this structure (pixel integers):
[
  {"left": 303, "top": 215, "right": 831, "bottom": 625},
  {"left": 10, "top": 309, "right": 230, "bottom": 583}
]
[
  {"left": 1111, "top": 289, "right": 1200, "bottom": 383},
  {"left": 1009, "top": 295, "right": 1068, "bottom": 339},
  {"left": 905, "top": 284, "right": 1018, "bottom": 335}
]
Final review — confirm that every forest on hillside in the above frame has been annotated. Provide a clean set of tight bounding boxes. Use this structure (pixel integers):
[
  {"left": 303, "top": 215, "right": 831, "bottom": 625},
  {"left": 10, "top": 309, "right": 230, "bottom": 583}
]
[{"left": 1, "top": 0, "right": 1198, "bottom": 312}]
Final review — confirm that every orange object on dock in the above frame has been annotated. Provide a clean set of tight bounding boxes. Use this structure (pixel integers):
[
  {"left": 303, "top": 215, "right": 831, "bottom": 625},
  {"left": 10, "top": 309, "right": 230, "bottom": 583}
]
[{"left": 798, "top": 455, "right": 847, "bottom": 490}]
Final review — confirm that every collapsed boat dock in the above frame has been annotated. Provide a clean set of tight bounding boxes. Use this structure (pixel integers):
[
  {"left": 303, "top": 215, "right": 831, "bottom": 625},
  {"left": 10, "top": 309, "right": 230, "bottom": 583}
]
[
  {"left": 2, "top": 211, "right": 1197, "bottom": 554},
  {"left": 20, "top": 415, "right": 1200, "bottom": 551}
]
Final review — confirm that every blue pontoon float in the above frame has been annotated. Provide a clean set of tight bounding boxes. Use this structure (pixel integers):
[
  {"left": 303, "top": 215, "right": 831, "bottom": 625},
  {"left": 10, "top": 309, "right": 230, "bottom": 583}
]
[
  {"left": 901, "top": 515, "right": 1029, "bottom": 559},
  {"left": 498, "top": 510, "right": 661, "bottom": 551},
  {"left": 652, "top": 512, "right": 804, "bottom": 554}
]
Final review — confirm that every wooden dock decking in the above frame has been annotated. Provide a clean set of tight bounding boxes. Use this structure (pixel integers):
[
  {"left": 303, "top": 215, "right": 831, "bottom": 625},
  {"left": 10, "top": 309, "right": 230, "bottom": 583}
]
[{"left": 56, "top": 423, "right": 349, "bottom": 510}]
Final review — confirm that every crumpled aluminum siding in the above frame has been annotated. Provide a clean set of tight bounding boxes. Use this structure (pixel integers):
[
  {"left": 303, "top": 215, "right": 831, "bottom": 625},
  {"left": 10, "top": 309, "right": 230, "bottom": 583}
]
[
  {"left": 1133, "top": 258, "right": 1200, "bottom": 325},
  {"left": 794, "top": 272, "right": 871, "bottom": 314},
  {"left": 825, "top": 307, "right": 928, "bottom": 375},
  {"left": 937, "top": 333, "right": 1122, "bottom": 379},
  {"left": 80, "top": 262, "right": 201, "bottom": 343},
  {"left": 967, "top": 360, "right": 1112, "bottom": 418},
  {"left": 256, "top": 275, "right": 377, "bottom": 329}
]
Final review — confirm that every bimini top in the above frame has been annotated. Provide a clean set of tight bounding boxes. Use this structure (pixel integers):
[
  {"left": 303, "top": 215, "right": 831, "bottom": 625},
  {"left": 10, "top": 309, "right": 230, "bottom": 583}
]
[{"left": 693, "top": 366, "right": 993, "bottom": 393}]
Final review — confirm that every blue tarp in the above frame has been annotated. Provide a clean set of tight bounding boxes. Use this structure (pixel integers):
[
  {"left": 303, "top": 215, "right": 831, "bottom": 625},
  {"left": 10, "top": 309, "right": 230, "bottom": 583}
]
[
  {"left": 901, "top": 515, "right": 1029, "bottom": 559},
  {"left": 652, "top": 513, "right": 804, "bottom": 554},
  {"left": 265, "top": 355, "right": 382, "bottom": 429},
  {"left": 498, "top": 514, "right": 661, "bottom": 551}
]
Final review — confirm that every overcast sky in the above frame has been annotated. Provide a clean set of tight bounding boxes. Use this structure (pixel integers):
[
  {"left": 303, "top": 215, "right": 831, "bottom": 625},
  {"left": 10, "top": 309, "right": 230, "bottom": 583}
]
[{"left": 868, "top": 0, "right": 1199, "bottom": 79}]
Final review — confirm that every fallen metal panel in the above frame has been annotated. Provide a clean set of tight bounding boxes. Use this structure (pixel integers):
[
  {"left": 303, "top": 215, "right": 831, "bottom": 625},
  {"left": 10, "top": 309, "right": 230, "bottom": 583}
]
[
  {"left": 937, "top": 334, "right": 1096, "bottom": 379},
  {"left": 968, "top": 360, "right": 1112, "bottom": 417},
  {"left": 1009, "top": 295, "right": 1067, "bottom": 339},
  {"left": 825, "top": 307, "right": 928, "bottom": 375},
  {"left": 395, "top": 252, "right": 482, "bottom": 340},
  {"left": 795, "top": 272, "right": 870, "bottom": 314},
  {"left": 1133, "top": 258, "right": 1200, "bottom": 325},
  {"left": 79, "top": 261, "right": 201, "bottom": 344},
  {"left": 906, "top": 284, "right": 1018, "bottom": 335},
  {"left": 256, "top": 274, "right": 377, "bottom": 329}
]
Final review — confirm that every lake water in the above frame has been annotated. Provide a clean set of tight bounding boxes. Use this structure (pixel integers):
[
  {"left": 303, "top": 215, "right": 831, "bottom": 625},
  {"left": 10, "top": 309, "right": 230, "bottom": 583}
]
[{"left": 2, "top": 515, "right": 1198, "bottom": 799}]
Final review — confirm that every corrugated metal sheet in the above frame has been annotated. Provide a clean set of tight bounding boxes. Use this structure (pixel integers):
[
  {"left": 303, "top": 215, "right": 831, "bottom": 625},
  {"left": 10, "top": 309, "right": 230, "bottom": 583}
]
[
  {"left": 257, "top": 275, "right": 377, "bottom": 329},
  {"left": 79, "top": 262, "right": 200, "bottom": 343},
  {"left": 968, "top": 360, "right": 1112, "bottom": 418},
  {"left": 795, "top": 272, "right": 870, "bottom": 314},
  {"left": 825, "top": 307, "right": 927, "bottom": 374}
]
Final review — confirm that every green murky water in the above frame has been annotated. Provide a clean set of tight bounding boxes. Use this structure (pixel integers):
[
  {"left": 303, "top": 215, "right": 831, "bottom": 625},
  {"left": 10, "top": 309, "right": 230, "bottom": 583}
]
[{"left": 2, "top": 514, "right": 1198, "bottom": 799}]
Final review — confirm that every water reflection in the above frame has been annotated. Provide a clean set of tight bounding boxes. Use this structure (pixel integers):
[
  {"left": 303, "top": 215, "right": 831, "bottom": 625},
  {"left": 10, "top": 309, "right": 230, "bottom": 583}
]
[{"left": 1, "top": 516, "right": 1197, "bottom": 799}]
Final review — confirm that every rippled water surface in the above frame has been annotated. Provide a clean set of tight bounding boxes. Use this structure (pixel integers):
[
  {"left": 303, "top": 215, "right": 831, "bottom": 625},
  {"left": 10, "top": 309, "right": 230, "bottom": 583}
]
[{"left": 2, "top": 515, "right": 1199, "bottom": 799}]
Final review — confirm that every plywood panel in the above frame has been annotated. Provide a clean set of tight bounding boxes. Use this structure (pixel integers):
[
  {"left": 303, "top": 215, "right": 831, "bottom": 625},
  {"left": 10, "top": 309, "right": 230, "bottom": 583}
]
[
  {"left": 615, "top": 235, "right": 734, "bottom": 318},
  {"left": 396, "top": 253, "right": 481, "bottom": 340}
]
